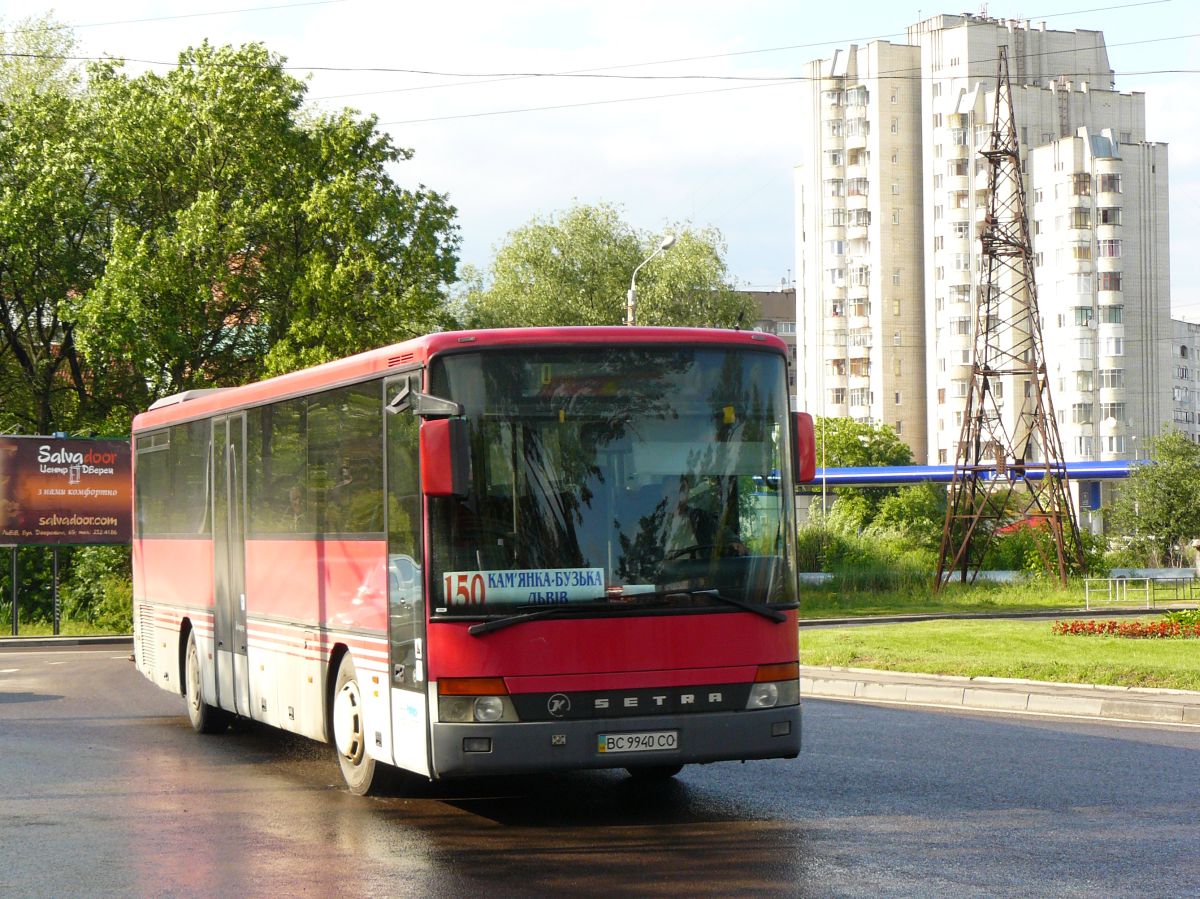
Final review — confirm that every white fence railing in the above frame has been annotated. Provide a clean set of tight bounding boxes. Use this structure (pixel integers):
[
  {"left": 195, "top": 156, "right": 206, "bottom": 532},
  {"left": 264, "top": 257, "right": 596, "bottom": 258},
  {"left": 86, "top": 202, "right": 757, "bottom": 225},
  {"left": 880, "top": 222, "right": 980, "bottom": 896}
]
[{"left": 1083, "top": 576, "right": 1200, "bottom": 610}]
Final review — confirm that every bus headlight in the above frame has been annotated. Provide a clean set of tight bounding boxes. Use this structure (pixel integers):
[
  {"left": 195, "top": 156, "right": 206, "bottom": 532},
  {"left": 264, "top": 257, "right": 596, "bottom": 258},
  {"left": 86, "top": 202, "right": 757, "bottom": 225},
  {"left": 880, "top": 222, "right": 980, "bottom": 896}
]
[
  {"left": 473, "top": 696, "right": 505, "bottom": 722},
  {"left": 747, "top": 682, "right": 779, "bottom": 708},
  {"left": 747, "top": 663, "right": 800, "bottom": 709},
  {"left": 437, "top": 678, "right": 520, "bottom": 723}
]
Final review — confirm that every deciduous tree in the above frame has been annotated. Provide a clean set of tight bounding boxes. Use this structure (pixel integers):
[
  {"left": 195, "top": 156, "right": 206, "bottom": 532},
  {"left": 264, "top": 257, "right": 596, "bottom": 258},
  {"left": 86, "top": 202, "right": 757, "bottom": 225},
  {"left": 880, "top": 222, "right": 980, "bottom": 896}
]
[
  {"left": 456, "top": 202, "right": 754, "bottom": 329},
  {"left": 1109, "top": 428, "right": 1200, "bottom": 566}
]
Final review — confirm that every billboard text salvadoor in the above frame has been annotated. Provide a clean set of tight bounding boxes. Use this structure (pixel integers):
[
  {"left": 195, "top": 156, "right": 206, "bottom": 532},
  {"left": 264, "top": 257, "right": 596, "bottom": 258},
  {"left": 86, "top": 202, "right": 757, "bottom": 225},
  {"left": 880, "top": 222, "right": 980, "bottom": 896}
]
[{"left": 0, "top": 437, "right": 131, "bottom": 545}]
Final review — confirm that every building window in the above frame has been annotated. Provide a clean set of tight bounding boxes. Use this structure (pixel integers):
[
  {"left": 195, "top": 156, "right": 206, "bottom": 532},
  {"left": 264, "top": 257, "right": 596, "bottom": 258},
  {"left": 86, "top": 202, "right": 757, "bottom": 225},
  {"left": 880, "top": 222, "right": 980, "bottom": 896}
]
[
  {"left": 953, "top": 221, "right": 970, "bottom": 238},
  {"left": 830, "top": 388, "right": 846, "bottom": 404},
  {"left": 849, "top": 387, "right": 871, "bottom": 406},
  {"left": 1075, "top": 436, "right": 1094, "bottom": 456},
  {"left": 825, "top": 208, "right": 849, "bottom": 226},
  {"left": 1072, "top": 403, "right": 1094, "bottom": 424},
  {"left": 954, "top": 253, "right": 971, "bottom": 272},
  {"left": 847, "top": 178, "right": 869, "bottom": 197},
  {"left": 1173, "top": 387, "right": 1191, "bottom": 404},
  {"left": 1098, "top": 173, "right": 1122, "bottom": 193},
  {"left": 1098, "top": 207, "right": 1122, "bottom": 226},
  {"left": 1099, "top": 305, "right": 1123, "bottom": 324},
  {"left": 1071, "top": 173, "right": 1092, "bottom": 196},
  {"left": 892, "top": 210, "right": 900, "bottom": 225},
  {"left": 825, "top": 179, "right": 845, "bottom": 198},
  {"left": 1076, "top": 370, "right": 1094, "bottom": 391},
  {"left": 950, "top": 285, "right": 971, "bottom": 304},
  {"left": 825, "top": 239, "right": 846, "bottom": 256},
  {"left": 1097, "top": 239, "right": 1121, "bottom": 257},
  {"left": 1104, "top": 435, "right": 1127, "bottom": 453},
  {"left": 1099, "top": 369, "right": 1124, "bottom": 388},
  {"left": 1103, "top": 336, "right": 1124, "bottom": 356},
  {"left": 1074, "top": 307, "right": 1094, "bottom": 327},
  {"left": 1070, "top": 208, "right": 1092, "bottom": 229},
  {"left": 951, "top": 316, "right": 971, "bottom": 336},
  {"left": 1099, "top": 271, "right": 1123, "bottom": 292},
  {"left": 1101, "top": 402, "right": 1126, "bottom": 420}
]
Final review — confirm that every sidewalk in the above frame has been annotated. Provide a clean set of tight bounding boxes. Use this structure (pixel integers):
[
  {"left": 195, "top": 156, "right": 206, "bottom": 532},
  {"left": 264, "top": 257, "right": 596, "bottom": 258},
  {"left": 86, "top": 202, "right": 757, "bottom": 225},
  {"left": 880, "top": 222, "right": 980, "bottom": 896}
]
[{"left": 801, "top": 665, "right": 1200, "bottom": 727}]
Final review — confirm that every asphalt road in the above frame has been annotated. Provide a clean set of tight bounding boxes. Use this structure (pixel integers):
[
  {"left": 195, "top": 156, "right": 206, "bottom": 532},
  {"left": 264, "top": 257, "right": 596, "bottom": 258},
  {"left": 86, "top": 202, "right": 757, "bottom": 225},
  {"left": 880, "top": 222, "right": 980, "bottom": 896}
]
[{"left": 1, "top": 645, "right": 1197, "bottom": 898}]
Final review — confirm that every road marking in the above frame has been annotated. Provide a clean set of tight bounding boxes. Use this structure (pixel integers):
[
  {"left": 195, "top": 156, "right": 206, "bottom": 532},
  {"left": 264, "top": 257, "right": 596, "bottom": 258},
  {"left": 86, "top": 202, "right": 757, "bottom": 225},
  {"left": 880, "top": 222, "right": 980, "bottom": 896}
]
[{"left": 0, "top": 668, "right": 18, "bottom": 674}]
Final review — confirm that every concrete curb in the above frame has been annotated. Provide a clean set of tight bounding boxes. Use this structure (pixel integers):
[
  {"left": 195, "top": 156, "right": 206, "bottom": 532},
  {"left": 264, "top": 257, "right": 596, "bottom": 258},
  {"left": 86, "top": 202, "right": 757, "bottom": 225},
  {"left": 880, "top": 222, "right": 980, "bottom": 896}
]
[
  {"left": 801, "top": 665, "right": 1200, "bottom": 727},
  {"left": 0, "top": 635, "right": 132, "bottom": 650}
]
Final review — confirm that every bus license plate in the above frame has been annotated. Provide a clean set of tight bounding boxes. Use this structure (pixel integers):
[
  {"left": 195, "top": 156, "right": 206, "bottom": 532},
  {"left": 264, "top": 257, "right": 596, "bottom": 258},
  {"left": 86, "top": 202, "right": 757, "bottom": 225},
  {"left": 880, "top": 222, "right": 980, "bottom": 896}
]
[{"left": 597, "top": 730, "right": 678, "bottom": 754}]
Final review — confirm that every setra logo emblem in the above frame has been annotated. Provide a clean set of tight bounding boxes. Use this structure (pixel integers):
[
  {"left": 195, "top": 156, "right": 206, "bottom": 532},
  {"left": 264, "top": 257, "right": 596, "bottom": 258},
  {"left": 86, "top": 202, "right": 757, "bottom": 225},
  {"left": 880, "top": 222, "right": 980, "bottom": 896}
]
[{"left": 547, "top": 693, "right": 571, "bottom": 718}]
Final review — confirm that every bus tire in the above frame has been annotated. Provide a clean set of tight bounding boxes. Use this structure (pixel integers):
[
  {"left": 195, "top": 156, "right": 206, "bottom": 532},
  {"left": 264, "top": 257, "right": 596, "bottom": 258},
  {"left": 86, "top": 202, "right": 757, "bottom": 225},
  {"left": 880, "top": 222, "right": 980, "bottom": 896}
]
[
  {"left": 184, "top": 629, "right": 229, "bottom": 734},
  {"left": 625, "top": 764, "right": 684, "bottom": 781},
  {"left": 331, "top": 653, "right": 385, "bottom": 795}
]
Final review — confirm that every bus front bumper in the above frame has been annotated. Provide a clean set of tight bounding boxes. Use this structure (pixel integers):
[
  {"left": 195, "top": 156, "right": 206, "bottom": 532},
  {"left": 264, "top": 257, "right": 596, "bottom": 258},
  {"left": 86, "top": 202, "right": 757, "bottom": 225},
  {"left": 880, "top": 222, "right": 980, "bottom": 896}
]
[{"left": 429, "top": 705, "right": 800, "bottom": 778}]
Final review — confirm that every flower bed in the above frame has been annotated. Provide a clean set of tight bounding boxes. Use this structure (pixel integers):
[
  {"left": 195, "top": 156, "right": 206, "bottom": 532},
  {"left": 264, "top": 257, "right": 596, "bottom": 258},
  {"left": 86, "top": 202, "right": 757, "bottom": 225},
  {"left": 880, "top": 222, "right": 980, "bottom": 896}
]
[{"left": 1053, "top": 618, "right": 1200, "bottom": 639}]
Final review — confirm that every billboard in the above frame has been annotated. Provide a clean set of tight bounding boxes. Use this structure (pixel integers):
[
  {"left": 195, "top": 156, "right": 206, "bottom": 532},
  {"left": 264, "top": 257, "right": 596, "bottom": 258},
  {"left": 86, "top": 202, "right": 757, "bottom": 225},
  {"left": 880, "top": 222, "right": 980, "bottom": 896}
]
[{"left": 0, "top": 437, "right": 131, "bottom": 545}]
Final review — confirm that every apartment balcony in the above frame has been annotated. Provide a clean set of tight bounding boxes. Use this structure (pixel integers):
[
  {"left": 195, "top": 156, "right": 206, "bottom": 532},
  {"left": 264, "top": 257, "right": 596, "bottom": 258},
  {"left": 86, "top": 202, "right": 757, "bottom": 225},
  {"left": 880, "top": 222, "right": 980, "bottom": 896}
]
[
  {"left": 947, "top": 174, "right": 970, "bottom": 192},
  {"left": 846, "top": 192, "right": 868, "bottom": 211},
  {"left": 846, "top": 223, "right": 869, "bottom": 241}
]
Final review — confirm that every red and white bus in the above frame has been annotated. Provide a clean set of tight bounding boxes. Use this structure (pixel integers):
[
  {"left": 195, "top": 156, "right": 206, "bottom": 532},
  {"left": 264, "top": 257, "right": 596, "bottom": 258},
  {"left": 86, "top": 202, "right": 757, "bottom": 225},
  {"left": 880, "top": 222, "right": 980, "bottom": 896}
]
[{"left": 132, "top": 327, "right": 816, "bottom": 793}]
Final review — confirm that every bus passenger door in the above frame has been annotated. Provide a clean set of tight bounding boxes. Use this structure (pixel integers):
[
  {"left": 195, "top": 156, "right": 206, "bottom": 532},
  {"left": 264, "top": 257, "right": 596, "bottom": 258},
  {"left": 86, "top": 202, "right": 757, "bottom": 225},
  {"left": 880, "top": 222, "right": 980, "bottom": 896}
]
[
  {"left": 213, "top": 413, "right": 251, "bottom": 718},
  {"left": 385, "top": 375, "right": 430, "bottom": 776}
]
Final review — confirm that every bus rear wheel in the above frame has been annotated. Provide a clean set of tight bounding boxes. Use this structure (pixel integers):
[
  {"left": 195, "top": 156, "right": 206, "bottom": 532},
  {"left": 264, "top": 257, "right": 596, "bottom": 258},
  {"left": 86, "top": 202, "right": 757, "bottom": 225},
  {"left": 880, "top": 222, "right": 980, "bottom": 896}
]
[
  {"left": 184, "top": 630, "right": 229, "bottom": 734},
  {"left": 331, "top": 654, "right": 387, "bottom": 795}
]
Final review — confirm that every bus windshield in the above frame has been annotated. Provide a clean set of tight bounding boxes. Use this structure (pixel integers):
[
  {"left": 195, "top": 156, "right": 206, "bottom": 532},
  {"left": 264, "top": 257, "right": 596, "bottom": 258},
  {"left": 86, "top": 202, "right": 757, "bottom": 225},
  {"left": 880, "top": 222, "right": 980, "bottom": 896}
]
[{"left": 426, "top": 346, "right": 797, "bottom": 619}]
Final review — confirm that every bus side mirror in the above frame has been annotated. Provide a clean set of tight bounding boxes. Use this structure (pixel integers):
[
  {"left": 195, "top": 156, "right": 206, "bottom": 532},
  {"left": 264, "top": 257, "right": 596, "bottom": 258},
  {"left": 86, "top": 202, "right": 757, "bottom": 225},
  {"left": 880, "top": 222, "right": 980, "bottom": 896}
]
[
  {"left": 793, "top": 412, "right": 816, "bottom": 483},
  {"left": 420, "top": 418, "right": 470, "bottom": 497}
]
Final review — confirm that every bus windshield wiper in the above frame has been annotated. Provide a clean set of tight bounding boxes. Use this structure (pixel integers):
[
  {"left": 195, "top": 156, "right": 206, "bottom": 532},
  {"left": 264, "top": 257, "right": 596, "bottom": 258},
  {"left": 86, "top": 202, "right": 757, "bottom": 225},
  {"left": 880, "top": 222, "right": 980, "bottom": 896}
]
[
  {"left": 466, "top": 601, "right": 636, "bottom": 636},
  {"left": 466, "top": 588, "right": 787, "bottom": 635},
  {"left": 688, "top": 589, "right": 788, "bottom": 623}
]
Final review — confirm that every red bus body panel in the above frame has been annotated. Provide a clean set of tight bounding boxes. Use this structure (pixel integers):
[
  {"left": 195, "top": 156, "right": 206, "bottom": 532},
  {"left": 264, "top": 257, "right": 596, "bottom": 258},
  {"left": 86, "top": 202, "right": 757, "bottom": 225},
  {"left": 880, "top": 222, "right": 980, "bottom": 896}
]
[{"left": 427, "top": 611, "right": 799, "bottom": 692}]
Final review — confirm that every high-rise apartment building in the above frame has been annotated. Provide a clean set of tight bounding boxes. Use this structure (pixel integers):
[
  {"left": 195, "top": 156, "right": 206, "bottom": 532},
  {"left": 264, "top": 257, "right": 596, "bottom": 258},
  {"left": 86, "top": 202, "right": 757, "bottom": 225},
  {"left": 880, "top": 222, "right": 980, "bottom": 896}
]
[{"left": 796, "top": 13, "right": 1173, "bottom": 465}]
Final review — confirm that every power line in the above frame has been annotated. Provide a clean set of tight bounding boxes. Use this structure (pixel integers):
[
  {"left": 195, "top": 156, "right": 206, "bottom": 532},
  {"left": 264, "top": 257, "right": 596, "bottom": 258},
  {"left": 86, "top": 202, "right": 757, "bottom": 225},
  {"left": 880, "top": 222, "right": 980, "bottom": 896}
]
[{"left": 0, "top": 1, "right": 348, "bottom": 36}]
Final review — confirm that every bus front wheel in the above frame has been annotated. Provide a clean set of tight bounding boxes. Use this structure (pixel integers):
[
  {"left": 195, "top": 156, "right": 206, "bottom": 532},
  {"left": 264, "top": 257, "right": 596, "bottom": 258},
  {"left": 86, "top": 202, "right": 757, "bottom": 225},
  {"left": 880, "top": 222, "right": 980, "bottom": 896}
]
[
  {"left": 332, "top": 654, "right": 385, "bottom": 795},
  {"left": 184, "top": 630, "right": 229, "bottom": 734}
]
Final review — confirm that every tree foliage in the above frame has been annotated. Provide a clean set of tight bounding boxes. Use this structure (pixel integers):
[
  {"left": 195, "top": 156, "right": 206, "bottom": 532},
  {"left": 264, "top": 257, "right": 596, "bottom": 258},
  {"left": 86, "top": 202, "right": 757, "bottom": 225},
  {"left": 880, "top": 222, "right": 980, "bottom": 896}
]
[
  {"left": 456, "top": 202, "right": 755, "bottom": 329},
  {"left": 0, "top": 19, "right": 103, "bottom": 433},
  {"left": 811, "top": 417, "right": 919, "bottom": 532},
  {"left": 1108, "top": 428, "right": 1200, "bottom": 566},
  {"left": 1, "top": 28, "right": 460, "bottom": 432}
]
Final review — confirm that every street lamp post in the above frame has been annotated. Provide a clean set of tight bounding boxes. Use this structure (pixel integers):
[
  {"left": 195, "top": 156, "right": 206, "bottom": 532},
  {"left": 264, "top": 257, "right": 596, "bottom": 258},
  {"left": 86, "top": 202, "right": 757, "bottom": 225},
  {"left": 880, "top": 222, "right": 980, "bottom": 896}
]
[{"left": 625, "top": 233, "right": 676, "bottom": 326}]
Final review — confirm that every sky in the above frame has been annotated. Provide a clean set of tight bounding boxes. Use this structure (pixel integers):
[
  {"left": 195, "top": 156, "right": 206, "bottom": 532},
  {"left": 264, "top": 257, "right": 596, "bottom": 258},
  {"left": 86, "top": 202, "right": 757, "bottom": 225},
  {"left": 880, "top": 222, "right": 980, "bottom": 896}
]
[{"left": 3, "top": 0, "right": 1199, "bottom": 311}]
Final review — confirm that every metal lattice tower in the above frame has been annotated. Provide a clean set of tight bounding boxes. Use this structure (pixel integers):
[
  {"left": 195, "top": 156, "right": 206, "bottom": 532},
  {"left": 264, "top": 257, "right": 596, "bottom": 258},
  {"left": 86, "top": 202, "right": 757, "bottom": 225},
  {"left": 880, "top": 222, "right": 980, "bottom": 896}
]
[{"left": 935, "top": 47, "right": 1084, "bottom": 588}]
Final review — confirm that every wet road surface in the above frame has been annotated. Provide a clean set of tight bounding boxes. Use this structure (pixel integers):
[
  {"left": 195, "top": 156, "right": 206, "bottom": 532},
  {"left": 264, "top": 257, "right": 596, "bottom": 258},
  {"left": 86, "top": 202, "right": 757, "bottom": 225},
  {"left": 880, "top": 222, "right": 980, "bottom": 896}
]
[{"left": 1, "top": 645, "right": 1197, "bottom": 897}]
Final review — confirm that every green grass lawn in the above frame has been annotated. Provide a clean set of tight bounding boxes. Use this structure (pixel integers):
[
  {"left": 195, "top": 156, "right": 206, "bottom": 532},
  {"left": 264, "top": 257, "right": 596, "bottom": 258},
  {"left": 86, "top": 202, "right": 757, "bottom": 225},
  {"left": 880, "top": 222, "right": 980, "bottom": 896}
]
[
  {"left": 0, "top": 619, "right": 128, "bottom": 637},
  {"left": 800, "top": 618, "right": 1200, "bottom": 691},
  {"left": 798, "top": 579, "right": 1092, "bottom": 619}
]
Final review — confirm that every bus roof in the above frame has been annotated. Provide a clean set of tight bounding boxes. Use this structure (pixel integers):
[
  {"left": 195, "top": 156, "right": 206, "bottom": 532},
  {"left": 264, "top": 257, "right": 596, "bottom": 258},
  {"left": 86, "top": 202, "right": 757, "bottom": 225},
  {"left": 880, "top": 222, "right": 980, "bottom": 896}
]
[{"left": 131, "top": 326, "right": 788, "bottom": 432}]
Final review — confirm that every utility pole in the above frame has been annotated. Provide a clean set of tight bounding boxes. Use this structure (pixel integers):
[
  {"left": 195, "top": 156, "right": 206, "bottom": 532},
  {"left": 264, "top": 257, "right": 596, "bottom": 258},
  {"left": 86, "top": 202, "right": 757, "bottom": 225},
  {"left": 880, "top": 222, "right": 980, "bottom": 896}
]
[{"left": 935, "top": 47, "right": 1084, "bottom": 588}]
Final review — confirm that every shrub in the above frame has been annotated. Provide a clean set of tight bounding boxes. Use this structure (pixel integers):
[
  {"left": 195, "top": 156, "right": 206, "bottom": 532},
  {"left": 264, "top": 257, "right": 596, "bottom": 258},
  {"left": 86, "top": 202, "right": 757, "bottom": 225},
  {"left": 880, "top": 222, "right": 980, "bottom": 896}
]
[{"left": 60, "top": 545, "right": 132, "bottom": 631}]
